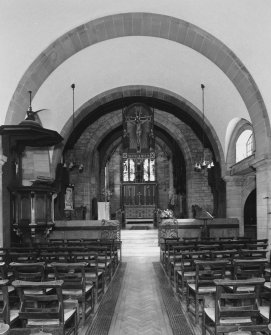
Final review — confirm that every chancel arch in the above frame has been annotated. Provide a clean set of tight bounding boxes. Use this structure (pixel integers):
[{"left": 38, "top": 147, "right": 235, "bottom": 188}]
[
  {"left": 58, "top": 93, "right": 225, "bottom": 221},
  {"left": 53, "top": 86, "right": 224, "bottom": 175},
  {"left": 6, "top": 13, "right": 270, "bottom": 162}
]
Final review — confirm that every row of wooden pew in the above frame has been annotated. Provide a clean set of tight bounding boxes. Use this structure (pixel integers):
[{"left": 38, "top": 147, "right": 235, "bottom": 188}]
[
  {"left": 161, "top": 237, "right": 268, "bottom": 278},
  {"left": 0, "top": 238, "right": 122, "bottom": 335},
  {"left": 160, "top": 236, "right": 271, "bottom": 335}
]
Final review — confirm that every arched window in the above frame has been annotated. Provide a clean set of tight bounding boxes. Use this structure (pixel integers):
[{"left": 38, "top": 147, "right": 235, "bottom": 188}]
[
  {"left": 246, "top": 133, "right": 253, "bottom": 157},
  {"left": 236, "top": 130, "right": 253, "bottom": 163}
]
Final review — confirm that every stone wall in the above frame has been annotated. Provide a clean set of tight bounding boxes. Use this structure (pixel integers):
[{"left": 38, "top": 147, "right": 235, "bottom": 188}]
[{"left": 63, "top": 110, "right": 216, "bottom": 219}]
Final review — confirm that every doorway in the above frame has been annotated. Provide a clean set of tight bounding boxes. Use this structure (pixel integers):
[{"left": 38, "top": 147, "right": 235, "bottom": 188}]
[{"left": 244, "top": 189, "right": 256, "bottom": 238}]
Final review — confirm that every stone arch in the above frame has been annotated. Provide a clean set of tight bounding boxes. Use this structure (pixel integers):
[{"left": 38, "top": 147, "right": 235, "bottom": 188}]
[
  {"left": 67, "top": 110, "right": 205, "bottom": 216},
  {"left": 6, "top": 13, "right": 270, "bottom": 161},
  {"left": 52, "top": 85, "right": 224, "bottom": 176},
  {"left": 242, "top": 177, "right": 256, "bottom": 210},
  {"left": 62, "top": 110, "right": 194, "bottom": 172},
  {"left": 226, "top": 118, "right": 254, "bottom": 168},
  {"left": 241, "top": 178, "right": 256, "bottom": 237}
]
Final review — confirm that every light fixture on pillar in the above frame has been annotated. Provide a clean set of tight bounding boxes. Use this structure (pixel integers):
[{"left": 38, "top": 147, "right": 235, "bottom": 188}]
[
  {"left": 63, "top": 83, "right": 84, "bottom": 172},
  {"left": 194, "top": 84, "right": 214, "bottom": 172}
]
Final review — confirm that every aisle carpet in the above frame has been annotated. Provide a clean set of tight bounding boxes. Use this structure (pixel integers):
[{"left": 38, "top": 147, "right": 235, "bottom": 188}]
[
  {"left": 153, "top": 262, "right": 194, "bottom": 335},
  {"left": 86, "top": 263, "right": 127, "bottom": 335},
  {"left": 85, "top": 261, "right": 193, "bottom": 335}
]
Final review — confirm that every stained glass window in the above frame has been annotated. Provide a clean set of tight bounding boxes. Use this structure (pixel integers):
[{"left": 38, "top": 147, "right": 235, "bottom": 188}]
[
  {"left": 123, "top": 157, "right": 156, "bottom": 182},
  {"left": 150, "top": 159, "right": 155, "bottom": 181},
  {"left": 130, "top": 159, "right": 135, "bottom": 181},
  {"left": 123, "top": 159, "right": 128, "bottom": 181},
  {"left": 143, "top": 159, "right": 149, "bottom": 181}
]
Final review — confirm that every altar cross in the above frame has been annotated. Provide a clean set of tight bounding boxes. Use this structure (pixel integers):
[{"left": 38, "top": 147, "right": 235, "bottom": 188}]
[{"left": 127, "top": 109, "right": 152, "bottom": 152}]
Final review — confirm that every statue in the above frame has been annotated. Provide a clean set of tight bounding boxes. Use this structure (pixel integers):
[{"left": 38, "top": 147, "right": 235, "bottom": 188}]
[
  {"left": 168, "top": 188, "right": 176, "bottom": 211},
  {"left": 123, "top": 128, "right": 130, "bottom": 149},
  {"left": 127, "top": 109, "right": 150, "bottom": 152}
]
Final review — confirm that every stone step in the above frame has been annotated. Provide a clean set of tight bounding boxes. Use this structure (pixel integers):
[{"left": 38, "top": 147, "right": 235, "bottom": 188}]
[
  {"left": 120, "top": 229, "right": 160, "bottom": 258},
  {"left": 122, "top": 241, "right": 158, "bottom": 244}
]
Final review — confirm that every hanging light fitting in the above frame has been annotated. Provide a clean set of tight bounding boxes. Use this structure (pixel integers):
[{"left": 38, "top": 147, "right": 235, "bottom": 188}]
[
  {"left": 63, "top": 83, "right": 84, "bottom": 172},
  {"left": 194, "top": 84, "right": 214, "bottom": 172}
]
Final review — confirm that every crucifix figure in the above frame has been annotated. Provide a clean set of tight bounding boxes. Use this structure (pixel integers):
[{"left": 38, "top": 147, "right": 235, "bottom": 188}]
[{"left": 127, "top": 108, "right": 151, "bottom": 152}]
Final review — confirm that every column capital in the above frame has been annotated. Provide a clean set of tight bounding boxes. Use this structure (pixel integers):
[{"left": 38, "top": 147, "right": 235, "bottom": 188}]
[
  {"left": 223, "top": 174, "right": 246, "bottom": 186},
  {"left": 251, "top": 156, "right": 271, "bottom": 170}
]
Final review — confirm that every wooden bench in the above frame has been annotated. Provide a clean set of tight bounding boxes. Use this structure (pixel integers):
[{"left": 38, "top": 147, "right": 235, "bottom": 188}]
[
  {"left": 168, "top": 244, "right": 198, "bottom": 279},
  {"left": 0, "top": 279, "right": 19, "bottom": 327},
  {"left": 9, "top": 262, "right": 46, "bottom": 282},
  {"left": 237, "top": 249, "right": 268, "bottom": 260},
  {"left": 160, "top": 239, "right": 181, "bottom": 272},
  {"left": 8, "top": 251, "right": 39, "bottom": 263},
  {"left": 175, "top": 250, "right": 209, "bottom": 296},
  {"left": 186, "top": 259, "right": 229, "bottom": 324},
  {"left": 232, "top": 259, "right": 267, "bottom": 281},
  {"left": 71, "top": 252, "right": 104, "bottom": 303},
  {"left": 202, "top": 277, "right": 268, "bottom": 335},
  {"left": 12, "top": 280, "right": 78, "bottom": 335},
  {"left": 51, "top": 262, "right": 94, "bottom": 324}
]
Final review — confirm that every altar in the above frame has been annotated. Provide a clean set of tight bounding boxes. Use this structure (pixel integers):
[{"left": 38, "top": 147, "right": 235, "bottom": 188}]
[{"left": 98, "top": 202, "right": 110, "bottom": 220}]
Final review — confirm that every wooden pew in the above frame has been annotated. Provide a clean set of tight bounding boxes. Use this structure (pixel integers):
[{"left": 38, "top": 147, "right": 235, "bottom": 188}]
[
  {"left": 51, "top": 262, "right": 94, "bottom": 324},
  {"left": 169, "top": 244, "right": 198, "bottom": 279},
  {"left": 160, "top": 238, "right": 180, "bottom": 268},
  {"left": 232, "top": 258, "right": 267, "bottom": 280},
  {"left": 9, "top": 262, "right": 46, "bottom": 282},
  {"left": 0, "top": 279, "right": 19, "bottom": 327},
  {"left": 12, "top": 280, "right": 78, "bottom": 335},
  {"left": 186, "top": 259, "right": 229, "bottom": 324},
  {"left": 175, "top": 250, "right": 209, "bottom": 296},
  {"left": 71, "top": 251, "right": 104, "bottom": 303},
  {"left": 8, "top": 250, "right": 39, "bottom": 263},
  {"left": 237, "top": 248, "right": 268, "bottom": 260},
  {"left": 202, "top": 278, "right": 268, "bottom": 335}
]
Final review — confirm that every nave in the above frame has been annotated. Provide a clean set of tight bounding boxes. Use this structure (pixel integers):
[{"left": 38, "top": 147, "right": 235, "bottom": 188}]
[
  {"left": 1, "top": 226, "right": 270, "bottom": 335},
  {"left": 86, "top": 228, "right": 196, "bottom": 335},
  {"left": 85, "top": 227, "right": 271, "bottom": 335}
]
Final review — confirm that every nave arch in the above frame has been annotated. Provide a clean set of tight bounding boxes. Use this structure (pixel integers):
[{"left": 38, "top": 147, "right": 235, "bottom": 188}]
[
  {"left": 57, "top": 90, "right": 224, "bottom": 218},
  {"left": 52, "top": 85, "right": 224, "bottom": 177},
  {"left": 6, "top": 12, "right": 271, "bottom": 161}
]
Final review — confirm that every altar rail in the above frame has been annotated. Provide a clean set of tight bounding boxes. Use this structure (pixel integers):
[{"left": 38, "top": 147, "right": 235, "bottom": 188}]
[
  {"left": 158, "top": 218, "right": 239, "bottom": 244},
  {"left": 50, "top": 220, "right": 121, "bottom": 241}
]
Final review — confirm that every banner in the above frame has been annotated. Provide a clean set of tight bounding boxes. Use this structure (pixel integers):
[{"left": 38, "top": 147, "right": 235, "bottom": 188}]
[{"left": 64, "top": 185, "right": 74, "bottom": 210}]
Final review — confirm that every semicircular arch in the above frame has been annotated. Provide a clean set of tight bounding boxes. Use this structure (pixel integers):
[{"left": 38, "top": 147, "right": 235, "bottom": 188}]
[
  {"left": 52, "top": 85, "right": 225, "bottom": 176},
  {"left": 226, "top": 118, "right": 253, "bottom": 168},
  {"left": 6, "top": 13, "right": 270, "bottom": 160}
]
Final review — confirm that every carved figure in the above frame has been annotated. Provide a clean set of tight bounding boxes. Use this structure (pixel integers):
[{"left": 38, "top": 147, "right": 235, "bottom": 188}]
[{"left": 129, "top": 111, "right": 148, "bottom": 152}]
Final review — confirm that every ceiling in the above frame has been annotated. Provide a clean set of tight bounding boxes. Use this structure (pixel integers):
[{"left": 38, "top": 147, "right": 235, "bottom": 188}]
[{"left": 1, "top": 1, "right": 271, "bottom": 161}]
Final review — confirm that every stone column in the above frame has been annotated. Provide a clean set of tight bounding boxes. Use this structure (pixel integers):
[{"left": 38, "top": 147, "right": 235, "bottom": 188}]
[
  {"left": 224, "top": 175, "right": 244, "bottom": 236},
  {"left": 253, "top": 158, "right": 271, "bottom": 241},
  {"left": 0, "top": 152, "right": 7, "bottom": 247}
]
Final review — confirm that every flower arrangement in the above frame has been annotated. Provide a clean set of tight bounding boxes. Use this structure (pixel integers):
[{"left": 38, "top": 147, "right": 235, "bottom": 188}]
[
  {"left": 158, "top": 208, "right": 174, "bottom": 219},
  {"left": 101, "top": 189, "right": 113, "bottom": 202}
]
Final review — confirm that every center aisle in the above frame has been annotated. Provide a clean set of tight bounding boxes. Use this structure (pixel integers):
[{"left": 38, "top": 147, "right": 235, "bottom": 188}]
[{"left": 108, "top": 228, "right": 173, "bottom": 335}]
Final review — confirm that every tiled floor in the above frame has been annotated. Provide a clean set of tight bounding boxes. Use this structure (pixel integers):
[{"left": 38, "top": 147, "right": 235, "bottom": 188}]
[{"left": 108, "top": 228, "right": 173, "bottom": 335}]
